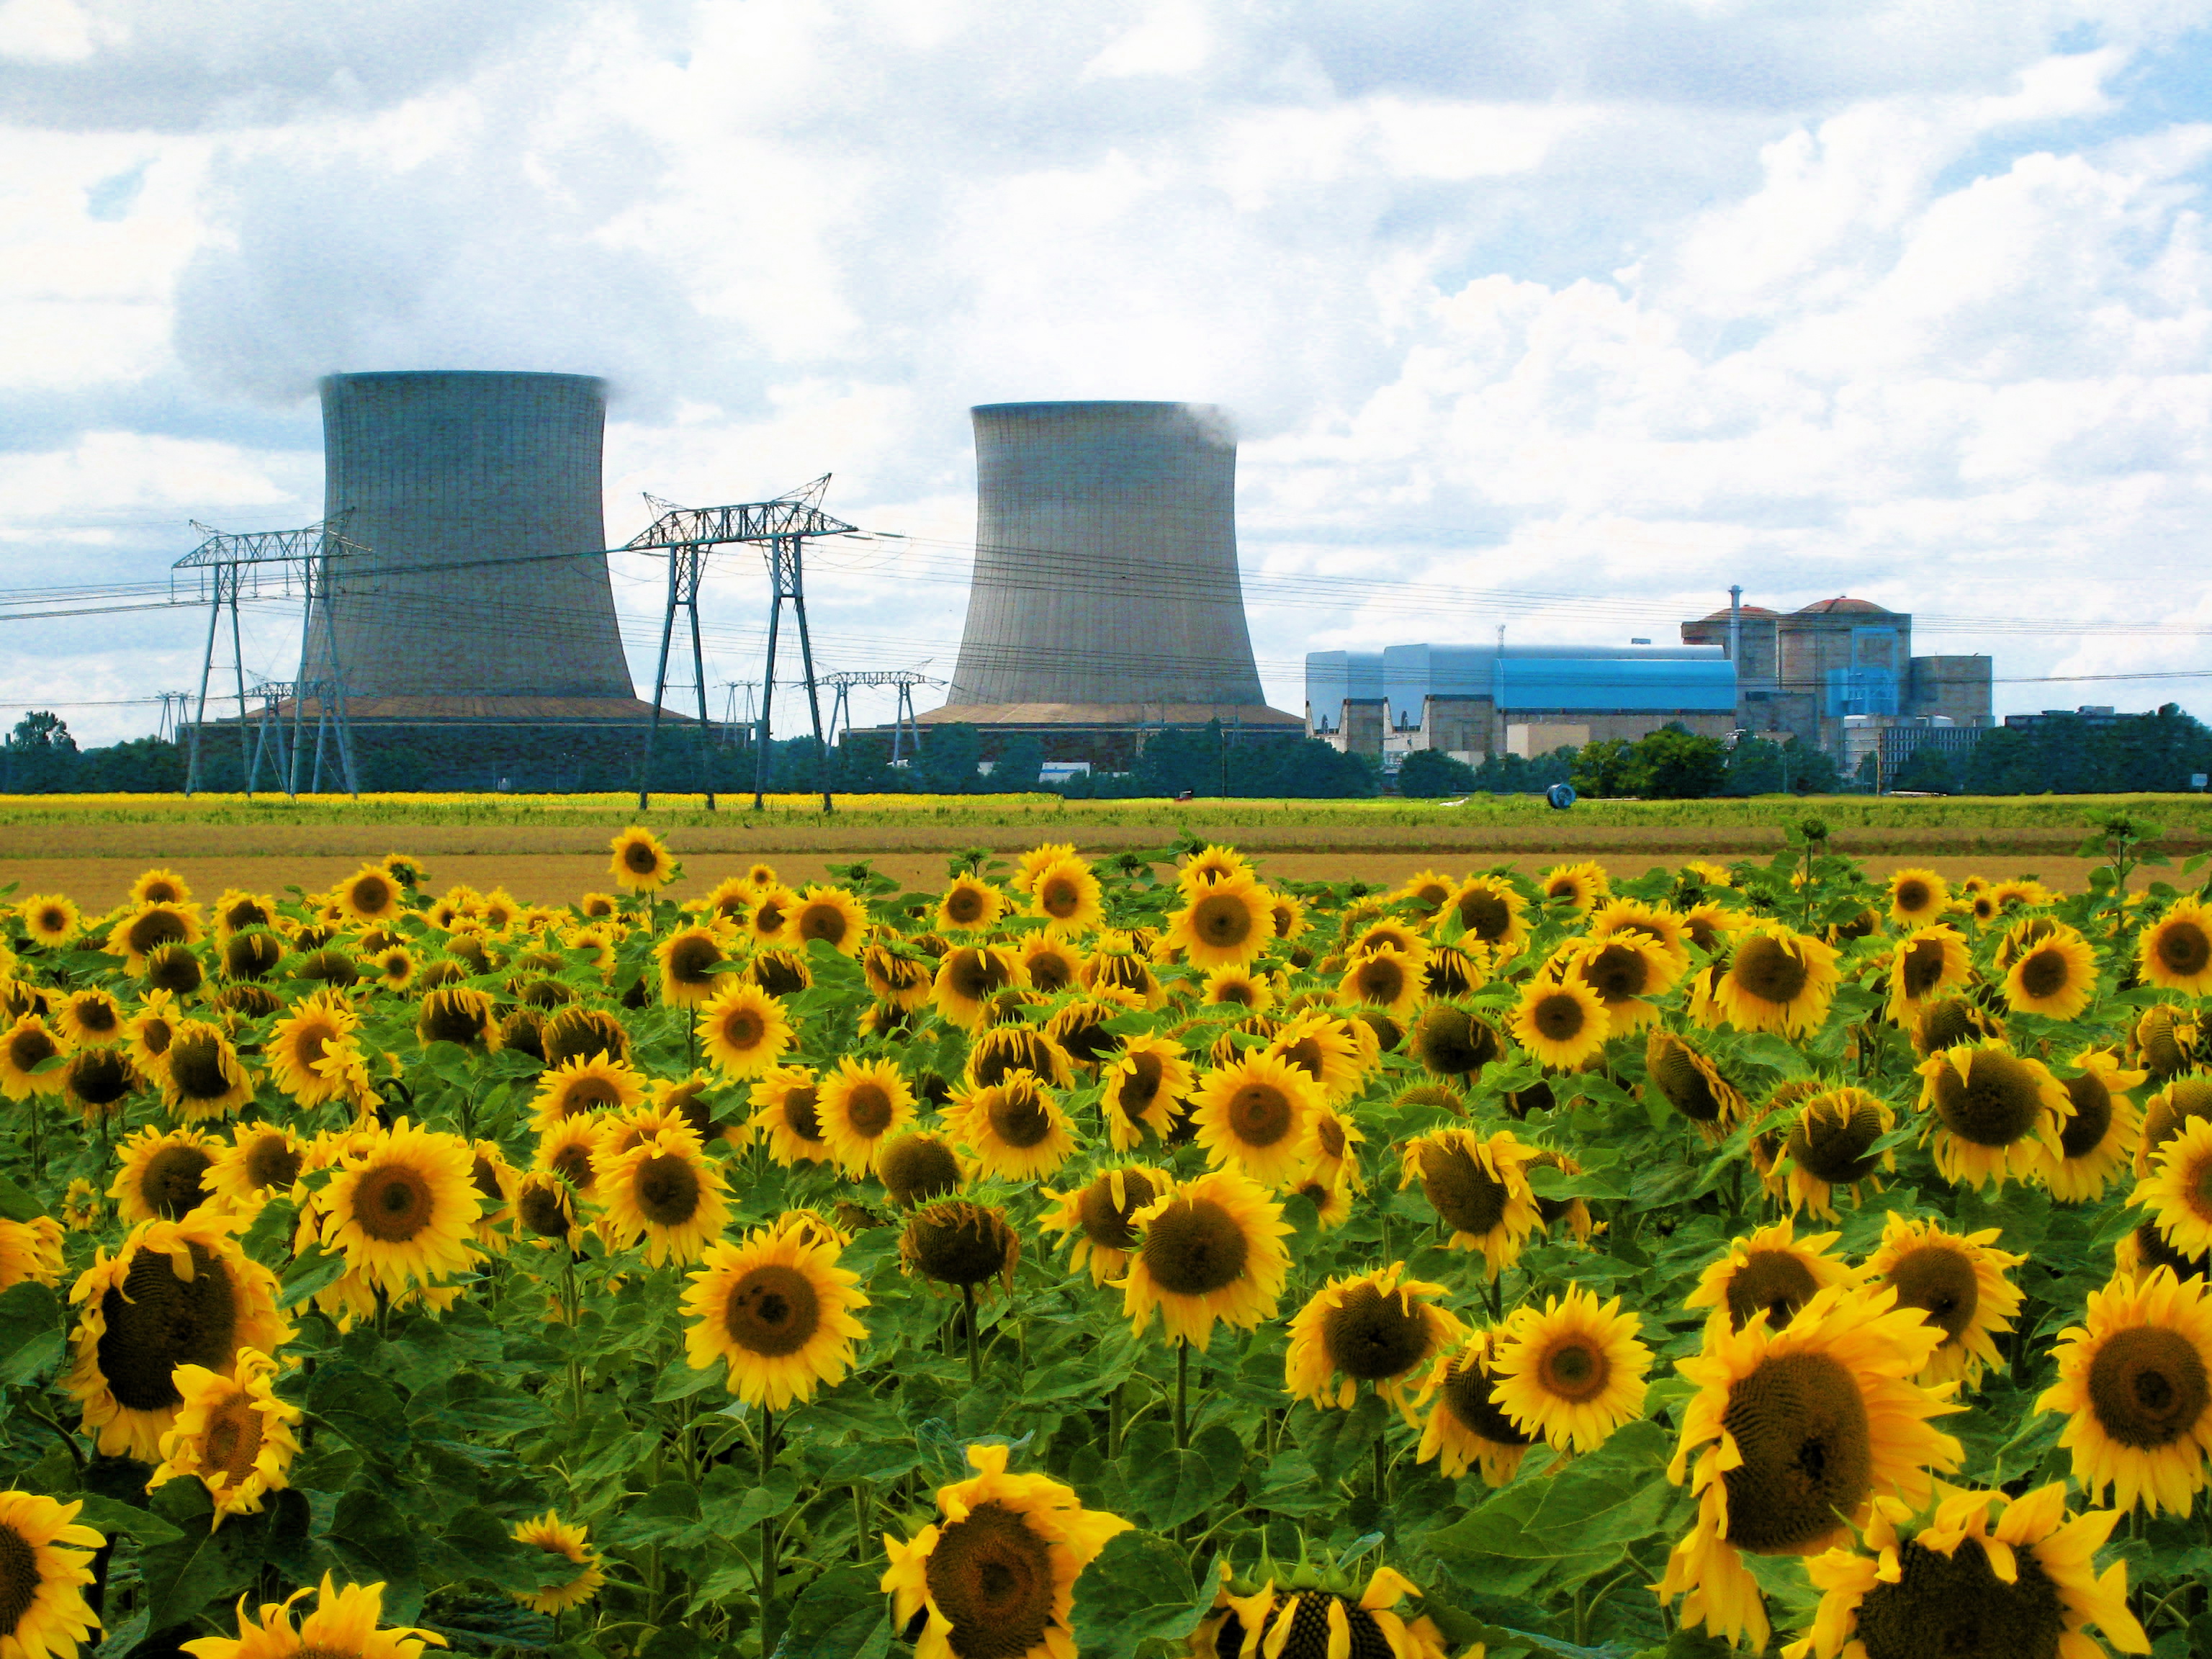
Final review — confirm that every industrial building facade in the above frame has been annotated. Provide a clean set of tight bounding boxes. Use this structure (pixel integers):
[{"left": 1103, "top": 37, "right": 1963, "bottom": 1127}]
[{"left": 1308, "top": 644, "right": 1737, "bottom": 765}]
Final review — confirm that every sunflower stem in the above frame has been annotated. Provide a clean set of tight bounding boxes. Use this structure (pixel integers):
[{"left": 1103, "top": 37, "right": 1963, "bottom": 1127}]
[
  {"left": 1174, "top": 1341, "right": 1190, "bottom": 1451},
  {"left": 1372, "top": 1424, "right": 1387, "bottom": 1511},
  {"left": 962, "top": 1282, "right": 981, "bottom": 1387},
  {"left": 853, "top": 1483, "right": 869, "bottom": 1562},
  {"left": 759, "top": 1403, "right": 779, "bottom": 1653}
]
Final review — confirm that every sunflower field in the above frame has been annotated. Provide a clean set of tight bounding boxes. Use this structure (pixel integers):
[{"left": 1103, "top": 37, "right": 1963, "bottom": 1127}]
[{"left": 0, "top": 817, "right": 2208, "bottom": 1659}]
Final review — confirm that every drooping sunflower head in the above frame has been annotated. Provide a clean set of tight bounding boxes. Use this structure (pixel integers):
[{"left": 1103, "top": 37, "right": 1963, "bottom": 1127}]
[
  {"left": 1416, "top": 1328, "right": 1535, "bottom": 1485},
  {"left": 932, "top": 944, "right": 1026, "bottom": 1030},
  {"left": 1777, "top": 1086, "right": 1894, "bottom": 1218},
  {"left": 416, "top": 986, "right": 500, "bottom": 1052},
  {"left": 1419, "top": 941, "right": 1490, "bottom": 999},
  {"left": 105, "top": 901, "right": 202, "bottom": 971},
  {"left": 1398, "top": 1128, "right": 1539, "bottom": 1280},
  {"left": 1406, "top": 1001, "right": 1502, "bottom": 1082},
  {"left": 1863, "top": 1212, "right": 2024, "bottom": 1387},
  {"left": 1101, "top": 1033, "right": 1192, "bottom": 1151},
  {"left": 159, "top": 1020, "right": 255, "bottom": 1121},
  {"left": 608, "top": 826, "right": 677, "bottom": 892},
  {"left": 1285, "top": 1261, "right": 1467, "bottom": 1411},
  {"left": 1081, "top": 940, "right": 1164, "bottom": 1010},
  {"left": 1917, "top": 1040, "right": 2069, "bottom": 1191},
  {"left": 1684, "top": 1217, "right": 1853, "bottom": 1336},
  {"left": 513, "top": 1172, "right": 583, "bottom": 1249},
  {"left": 541, "top": 1005, "right": 631, "bottom": 1070},
  {"left": 1643, "top": 1029, "right": 1744, "bottom": 1136},
  {"left": 146, "top": 1345, "right": 302, "bottom": 1523},
  {"left": 967, "top": 1022, "right": 1076, "bottom": 1090},
  {"left": 1039, "top": 1166, "right": 1167, "bottom": 1285},
  {"left": 876, "top": 1130, "right": 966, "bottom": 1208},
  {"left": 900, "top": 1198, "right": 1021, "bottom": 1293},
  {"left": 63, "top": 1046, "right": 136, "bottom": 1120}
]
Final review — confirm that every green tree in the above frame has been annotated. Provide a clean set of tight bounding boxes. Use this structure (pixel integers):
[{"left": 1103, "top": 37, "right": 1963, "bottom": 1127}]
[
  {"left": 1623, "top": 725, "right": 1727, "bottom": 799},
  {"left": 920, "top": 722, "right": 982, "bottom": 793},
  {"left": 1396, "top": 749, "right": 1477, "bottom": 798},
  {"left": 1570, "top": 738, "right": 1637, "bottom": 797},
  {"left": 1890, "top": 743, "right": 1959, "bottom": 793},
  {"left": 990, "top": 733, "right": 1044, "bottom": 791}
]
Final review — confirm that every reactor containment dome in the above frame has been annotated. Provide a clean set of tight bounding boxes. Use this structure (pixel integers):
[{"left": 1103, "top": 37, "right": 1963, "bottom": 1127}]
[
  {"left": 920, "top": 400, "right": 1300, "bottom": 752},
  {"left": 307, "top": 370, "right": 659, "bottom": 724}
]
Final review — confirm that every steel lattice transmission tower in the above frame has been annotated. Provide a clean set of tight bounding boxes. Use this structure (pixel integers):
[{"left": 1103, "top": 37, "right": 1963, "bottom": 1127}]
[
  {"left": 622, "top": 476, "right": 857, "bottom": 812},
  {"left": 172, "top": 517, "right": 363, "bottom": 798},
  {"left": 824, "top": 669, "right": 931, "bottom": 764}
]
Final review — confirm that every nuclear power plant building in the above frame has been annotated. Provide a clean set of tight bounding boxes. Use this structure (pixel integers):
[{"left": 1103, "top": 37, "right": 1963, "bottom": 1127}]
[
  {"left": 306, "top": 371, "right": 657, "bottom": 732},
  {"left": 920, "top": 401, "right": 1300, "bottom": 761},
  {"left": 1309, "top": 643, "right": 1737, "bottom": 763}
]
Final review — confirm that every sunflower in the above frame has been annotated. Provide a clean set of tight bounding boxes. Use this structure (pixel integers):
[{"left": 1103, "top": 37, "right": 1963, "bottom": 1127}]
[
  {"left": 1539, "top": 860, "right": 1609, "bottom": 914},
  {"left": 736, "top": 884, "right": 797, "bottom": 950},
  {"left": 529, "top": 1053, "right": 647, "bottom": 1133},
  {"left": 937, "top": 875, "right": 1006, "bottom": 933},
  {"left": 0, "top": 1217, "right": 62, "bottom": 1295},
  {"left": 1101, "top": 1033, "right": 1192, "bottom": 1150},
  {"left": 1344, "top": 917, "right": 1426, "bottom": 961},
  {"left": 0, "top": 1014, "right": 66, "bottom": 1102},
  {"left": 1013, "top": 842, "right": 1079, "bottom": 895},
  {"left": 1264, "top": 1010, "right": 1367, "bottom": 1105},
  {"left": 541, "top": 1005, "right": 629, "bottom": 1069},
  {"left": 1699, "top": 922, "right": 1841, "bottom": 1038},
  {"left": 51, "top": 989, "right": 121, "bottom": 1051},
  {"left": 818, "top": 1056, "right": 917, "bottom": 1177},
  {"left": 181, "top": 1573, "right": 439, "bottom": 1659},
  {"left": 534, "top": 1115, "right": 607, "bottom": 1202},
  {"left": 1509, "top": 976, "right": 1609, "bottom": 1071},
  {"left": 265, "top": 991, "right": 364, "bottom": 1109},
  {"left": 1917, "top": 1040, "right": 2070, "bottom": 1191},
  {"left": 876, "top": 1130, "right": 966, "bottom": 1208},
  {"left": 1684, "top": 1218, "right": 1856, "bottom": 1336},
  {"left": 1039, "top": 1166, "right": 1170, "bottom": 1286},
  {"left": 881, "top": 1442, "right": 1132, "bottom": 1659},
  {"left": 1769, "top": 1087, "right": 1895, "bottom": 1219},
  {"left": 1119, "top": 1168, "right": 1292, "bottom": 1349},
  {"left": 1179, "top": 844, "right": 1254, "bottom": 892},
  {"left": 1012, "top": 935, "right": 1081, "bottom": 997},
  {"left": 1655, "top": 1285, "right": 1964, "bottom": 1651},
  {"left": 1393, "top": 868, "right": 1458, "bottom": 918},
  {"left": 513, "top": 1173, "right": 585, "bottom": 1252},
  {"left": 64, "top": 1212, "right": 289, "bottom": 1461},
  {"left": 1860, "top": 1213, "right": 2023, "bottom": 1389},
  {"left": 654, "top": 921, "right": 734, "bottom": 1008},
  {"left": 1166, "top": 875, "right": 1275, "bottom": 971},
  {"left": 2038, "top": 1266, "right": 2212, "bottom": 1516},
  {"left": 1790, "top": 1481, "right": 2146, "bottom": 1659},
  {"left": 1565, "top": 927, "right": 1681, "bottom": 1035},
  {"left": 943, "top": 1071, "right": 1080, "bottom": 1182},
  {"left": 61, "top": 1046, "right": 135, "bottom": 1123},
  {"left": 1215, "top": 1566, "right": 1448, "bottom": 1659},
  {"left": 608, "top": 826, "right": 677, "bottom": 893},
  {"left": 509, "top": 1511, "right": 606, "bottom": 1614},
  {"left": 747, "top": 1066, "right": 831, "bottom": 1166},
  {"left": 1186, "top": 1051, "right": 1325, "bottom": 1191},
  {"left": 212, "top": 889, "right": 279, "bottom": 938},
  {"left": 104, "top": 901, "right": 203, "bottom": 972},
  {"left": 2046, "top": 1049, "right": 2146, "bottom": 1204},
  {"left": 58, "top": 1182, "right": 100, "bottom": 1234},
  {"left": 1643, "top": 1029, "right": 1745, "bottom": 1136},
  {"left": 1029, "top": 856, "right": 1105, "bottom": 934},
  {"left": 1405, "top": 1002, "right": 1502, "bottom": 1084},
  {"left": 1081, "top": 938, "right": 1164, "bottom": 1010},
  {"left": 110, "top": 1125, "right": 220, "bottom": 1223},
  {"left": 1488, "top": 1285, "right": 1651, "bottom": 1453},
  {"left": 146, "top": 1346, "right": 300, "bottom": 1526},
  {"left": 325, "top": 864, "right": 399, "bottom": 927},
  {"left": 1285, "top": 1262, "right": 1467, "bottom": 1416},
  {"left": 594, "top": 1126, "right": 731, "bottom": 1267},
  {"left": 0, "top": 1491, "right": 102, "bottom": 1659},
  {"left": 1885, "top": 867, "right": 1948, "bottom": 927},
  {"left": 1442, "top": 875, "right": 1529, "bottom": 955},
  {"left": 19, "top": 893, "right": 79, "bottom": 946},
  {"left": 968, "top": 1023, "right": 1076, "bottom": 1089},
  {"left": 2137, "top": 1072, "right": 2212, "bottom": 1180},
  {"left": 417, "top": 986, "right": 500, "bottom": 1051},
  {"left": 1337, "top": 945, "right": 1428, "bottom": 1019},
  {"left": 685, "top": 981, "right": 790, "bottom": 1084},
  {"left": 318, "top": 1119, "right": 480, "bottom": 1295},
  {"left": 901, "top": 1198, "right": 1021, "bottom": 1296},
  {"left": 1884, "top": 924, "right": 1972, "bottom": 1025},
  {"left": 2144, "top": 1118, "right": 2212, "bottom": 1259},
  {"left": 681, "top": 1224, "right": 870, "bottom": 1408},
  {"left": 1413, "top": 1327, "right": 1535, "bottom": 1486},
  {"left": 933, "top": 944, "right": 1026, "bottom": 1030},
  {"left": 1398, "top": 1128, "right": 1541, "bottom": 1280},
  {"left": 2001, "top": 925, "right": 2099, "bottom": 1020},
  {"left": 760, "top": 889, "right": 850, "bottom": 961},
  {"left": 156, "top": 1020, "right": 254, "bottom": 1121}
]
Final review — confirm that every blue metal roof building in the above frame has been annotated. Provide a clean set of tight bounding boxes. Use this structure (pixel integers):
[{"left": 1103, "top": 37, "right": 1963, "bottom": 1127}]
[{"left": 1308, "top": 644, "right": 1735, "bottom": 730}]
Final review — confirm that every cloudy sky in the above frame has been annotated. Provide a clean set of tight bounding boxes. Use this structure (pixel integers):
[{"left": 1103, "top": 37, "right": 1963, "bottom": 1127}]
[{"left": 4, "top": 0, "right": 2211, "bottom": 743}]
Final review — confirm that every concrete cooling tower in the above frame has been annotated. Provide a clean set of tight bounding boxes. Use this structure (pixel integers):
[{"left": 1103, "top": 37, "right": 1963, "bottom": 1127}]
[
  {"left": 308, "top": 371, "right": 652, "bottom": 719},
  {"left": 922, "top": 401, "right": 1299, "bottom": 747}
]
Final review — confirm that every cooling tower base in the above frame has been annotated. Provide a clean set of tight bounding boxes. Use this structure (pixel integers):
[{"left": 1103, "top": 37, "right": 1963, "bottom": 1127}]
[{"left": 894, "top": 701, "right": 1301, "bottom": 770}]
